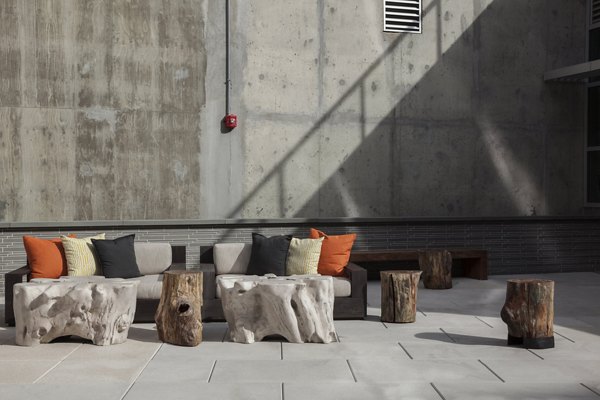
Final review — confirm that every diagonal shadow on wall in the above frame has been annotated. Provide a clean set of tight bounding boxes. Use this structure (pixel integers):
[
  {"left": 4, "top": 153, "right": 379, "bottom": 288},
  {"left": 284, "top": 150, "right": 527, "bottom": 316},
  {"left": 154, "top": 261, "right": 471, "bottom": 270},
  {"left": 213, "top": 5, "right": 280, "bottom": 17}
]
[{"left": 227, "top": 0, "right": 583, "bottom": 220}]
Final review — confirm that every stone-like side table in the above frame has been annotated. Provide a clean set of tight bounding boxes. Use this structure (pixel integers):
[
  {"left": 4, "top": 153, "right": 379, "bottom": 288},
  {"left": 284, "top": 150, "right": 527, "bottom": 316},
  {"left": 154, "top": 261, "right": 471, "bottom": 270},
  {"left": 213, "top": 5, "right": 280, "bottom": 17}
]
[
  {"left": 219, "top": 275, "right": 337, "bottom": 344},
  {"left": 14, "top": 277, "right": 138, "bottom": 346}
]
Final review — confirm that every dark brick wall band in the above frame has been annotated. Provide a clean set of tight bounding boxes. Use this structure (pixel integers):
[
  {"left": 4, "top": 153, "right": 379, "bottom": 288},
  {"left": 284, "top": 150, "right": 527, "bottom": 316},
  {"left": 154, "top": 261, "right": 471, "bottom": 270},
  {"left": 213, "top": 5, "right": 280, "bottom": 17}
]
[{"left": 1, "top": 217, "right": 600, "bottom": 296}]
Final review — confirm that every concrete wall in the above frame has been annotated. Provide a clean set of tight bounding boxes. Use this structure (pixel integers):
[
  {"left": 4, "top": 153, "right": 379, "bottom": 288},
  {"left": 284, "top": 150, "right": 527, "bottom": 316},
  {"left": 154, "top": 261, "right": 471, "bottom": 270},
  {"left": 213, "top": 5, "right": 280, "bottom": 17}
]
[{"left": 0, "top": 0, "right": 587, "bottom": 221}]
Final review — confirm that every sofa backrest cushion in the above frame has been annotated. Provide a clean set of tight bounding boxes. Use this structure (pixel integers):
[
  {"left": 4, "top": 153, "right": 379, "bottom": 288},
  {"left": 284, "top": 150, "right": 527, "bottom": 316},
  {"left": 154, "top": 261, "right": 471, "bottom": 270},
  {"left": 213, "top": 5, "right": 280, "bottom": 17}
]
[
  {"left": 134, "top": 242, "right": 172, "bottom": 275},
  {"left": 214, "top": 243, "right": 252, "bottom": 275}
]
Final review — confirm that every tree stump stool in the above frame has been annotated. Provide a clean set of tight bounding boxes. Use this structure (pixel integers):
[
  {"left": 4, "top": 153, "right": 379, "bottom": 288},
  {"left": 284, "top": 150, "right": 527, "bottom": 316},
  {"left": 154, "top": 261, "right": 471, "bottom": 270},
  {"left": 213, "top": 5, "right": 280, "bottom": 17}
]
[
  {"left": 380, "top": 270, "right": 422, "bottom": 323},
  {"left": 500, "top": 279, "right": 554, "bottom": 349},
  {"left": 419, "top": 250, "right": 452, "bottom": 289},
  {"left": 155, "top": 271, "right": 203, "bottom": 346}
]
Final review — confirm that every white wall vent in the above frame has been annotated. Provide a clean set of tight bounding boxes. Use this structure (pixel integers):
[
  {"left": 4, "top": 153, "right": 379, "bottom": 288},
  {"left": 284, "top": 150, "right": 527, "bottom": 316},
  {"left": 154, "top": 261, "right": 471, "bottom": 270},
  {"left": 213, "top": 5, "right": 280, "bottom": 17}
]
[
  {"left": 383, "top": 0, "right": 422, "bottom": 33},
  {"left": 593, "top": 0, "right": 600, "bottom": 25}
]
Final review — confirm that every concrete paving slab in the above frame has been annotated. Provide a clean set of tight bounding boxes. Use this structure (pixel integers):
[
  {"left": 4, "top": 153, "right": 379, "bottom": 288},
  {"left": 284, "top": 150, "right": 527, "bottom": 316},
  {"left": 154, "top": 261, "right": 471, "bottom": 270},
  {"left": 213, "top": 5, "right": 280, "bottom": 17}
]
[
  {"left": 0, "top": 342, "right": 81, "bottom": 361},
  {"left": 158, "top": 341, "right": 282, "bottom": 360},
  {"left": 528, "top": 341, "right": 600, "bottom": 360},
  {"left": 37, "top": 342, "right": 160, "bottom": 384},
  {"left": 349, "top": 358, "right": 501, "bottom": 383},
  {"left": 0, "top": 360, "right": 60, "bottom": 383},
  {"left": 135, "top": 354, "right": 214, "bottom": 383},
  {"left": 406, "top": 312, "right": 495, "bottom": 328},
  {"left": 282, "top": 341, "right": 409, "bottom": 360},
  {"left": 481, "top": 359, "right": 600, "bottom": 383},
  {"left": 435, "top": 381, "right": 600, "bottom": 400},
  {"left": 399, "top": 340, "right": 541, "bottom": 360},
  {"left": 284, "top": 382, "right": 441, "bottom": 400},
  {"left": 210, "top": 359, "right": 355, "bottom": 383},
  {"left": 125, "top": 381, "right": 282, "bottom": 400},
  {"left": 334, "top": 319, "right": 400, "bottom": 342},
  {"left": 580, "top": 382, "right": 600, "bottom": 397},
  {"left": 0, "top": 383, "right": 129, "bottom": 400}
]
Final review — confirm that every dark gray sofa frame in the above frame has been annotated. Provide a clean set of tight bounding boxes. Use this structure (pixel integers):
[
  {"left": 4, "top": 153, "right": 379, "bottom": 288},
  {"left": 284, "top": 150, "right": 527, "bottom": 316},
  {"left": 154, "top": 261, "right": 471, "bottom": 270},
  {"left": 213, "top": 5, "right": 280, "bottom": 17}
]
[
  {"left": 197, "top": 246, "right": 368, "bottom": 321},
  {"left": 4, "top": 245, "right": 186, "bottom": 326}
]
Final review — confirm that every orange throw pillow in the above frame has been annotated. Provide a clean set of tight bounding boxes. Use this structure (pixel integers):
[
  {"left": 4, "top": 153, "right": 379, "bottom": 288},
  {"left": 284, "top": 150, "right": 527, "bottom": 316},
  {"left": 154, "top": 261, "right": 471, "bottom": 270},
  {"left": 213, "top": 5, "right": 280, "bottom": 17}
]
[
  {"left": 309, "top": 228, "right": 356, "bottom": 276},
  {"left": 23, "top": 235, "right": 74, "bottom": 279}
]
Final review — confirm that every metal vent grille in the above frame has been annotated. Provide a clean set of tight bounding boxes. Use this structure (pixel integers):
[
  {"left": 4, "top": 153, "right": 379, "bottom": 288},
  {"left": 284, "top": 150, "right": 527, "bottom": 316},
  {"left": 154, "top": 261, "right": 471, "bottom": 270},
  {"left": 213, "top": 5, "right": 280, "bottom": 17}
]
[
  {"left": 593, "top": 0, "right": 600, "bottom": 25},
  {"left": 383, "top": 0, "right": 422, "bottom": 33}
]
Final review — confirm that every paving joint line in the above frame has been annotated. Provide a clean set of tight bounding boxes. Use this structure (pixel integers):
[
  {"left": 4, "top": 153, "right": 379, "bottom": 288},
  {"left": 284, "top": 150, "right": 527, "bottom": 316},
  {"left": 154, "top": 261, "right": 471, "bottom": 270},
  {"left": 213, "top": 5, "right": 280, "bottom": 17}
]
[
  {"left": 207, "top": 360, "right": 217, "bottom": 383},
  {"left": 439, "top": 328, "right": 456, "bottom": 343},
  {"left": 346, "top": 359, "right": 358, "bottom": 382},
  {"left": 280, "top": 342, "right": 283, "bottom": 360},
  {"left": 474, "top": 316, "right": 494, "bottom": 328},
  {"left": 554, "top": 330, "right": 575, "bottom": 343},
  {"left": 430, "top": 382, "right": 447, "bottom": 400},
  {"left": 581, "top": 383, "right": 600, "bottom": 397},
  {"left": 32, "top": 343, "right": 83, "bottom": 384},
  {"left": 120, "top": 342, "right": 163, "bottom": 400},
  {"left": 478, "top": 359, "right": 505, "bottom": 382},
  {"left": 222, "top": 328, "right": 229, "bottom": 342},
  {"left": 526, "top": 349, "right": 544, "bottom": 360},
  {"left": 398, "top": 342, "right": 413, "bottom": 359},
  {"left": 418, "top": 308, "right": 427, "bottom": 317},
  {"left": 281, "top": 382, "right": 285, "bottom": 400}
]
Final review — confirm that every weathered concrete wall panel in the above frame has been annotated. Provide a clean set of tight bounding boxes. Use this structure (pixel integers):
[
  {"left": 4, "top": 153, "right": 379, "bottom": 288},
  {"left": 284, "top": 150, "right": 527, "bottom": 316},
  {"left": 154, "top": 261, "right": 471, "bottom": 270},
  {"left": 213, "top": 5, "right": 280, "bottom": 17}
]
[
  {"left": 0, "top": 108, "right": 76, "bottom": 221},
  {"left": 242, "top": 1, "right": 320, "bottom": 116},
  {"left": 0, "top": 0, "right": 588, "bottom": 221},
  {"left": 1, "top": 0, "right": 205, "bottom": 222}
]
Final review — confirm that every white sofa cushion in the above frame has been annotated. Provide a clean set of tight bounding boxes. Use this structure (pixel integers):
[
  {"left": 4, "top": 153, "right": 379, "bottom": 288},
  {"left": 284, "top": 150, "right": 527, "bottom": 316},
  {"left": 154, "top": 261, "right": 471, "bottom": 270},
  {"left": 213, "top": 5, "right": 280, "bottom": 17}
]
[
  {"left": 128, "top": 274, "right": 163, "bottom": 299},
  {"left": 134, "top": 242, "right": 172, "bottom": 275},
  {"left": 214, "top": 243, "right": 252, "bottom": 275},
  {"left": 214, "top": 275, "right": 351, "bottom": 298}
]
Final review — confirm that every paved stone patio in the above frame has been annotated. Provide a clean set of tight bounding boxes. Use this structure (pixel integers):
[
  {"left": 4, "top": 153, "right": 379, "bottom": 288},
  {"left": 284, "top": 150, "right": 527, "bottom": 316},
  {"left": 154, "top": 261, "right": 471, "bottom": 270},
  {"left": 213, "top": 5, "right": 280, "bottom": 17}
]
[{"left": 1, "top": 272, "right": 599, "bottom": 399}]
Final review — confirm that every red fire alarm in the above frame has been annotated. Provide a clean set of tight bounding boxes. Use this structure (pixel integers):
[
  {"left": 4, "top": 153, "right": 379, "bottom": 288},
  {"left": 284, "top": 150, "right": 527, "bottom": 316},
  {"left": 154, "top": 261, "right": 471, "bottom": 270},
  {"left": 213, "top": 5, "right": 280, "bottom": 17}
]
[{"left": 225, "top": 114, "right": 237, "bottom": 129}]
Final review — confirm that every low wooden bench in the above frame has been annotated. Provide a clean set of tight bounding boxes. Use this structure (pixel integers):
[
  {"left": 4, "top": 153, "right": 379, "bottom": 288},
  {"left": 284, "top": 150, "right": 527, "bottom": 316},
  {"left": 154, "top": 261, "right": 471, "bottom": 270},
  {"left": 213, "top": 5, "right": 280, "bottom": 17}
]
[{"left": 349, "top": 249, "right": 488, "bottom": 280}]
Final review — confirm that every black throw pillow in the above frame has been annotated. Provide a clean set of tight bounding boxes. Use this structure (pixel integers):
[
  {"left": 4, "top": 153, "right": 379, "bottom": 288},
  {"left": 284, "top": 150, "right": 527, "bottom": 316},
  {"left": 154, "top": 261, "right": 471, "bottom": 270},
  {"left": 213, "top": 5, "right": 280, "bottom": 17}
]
[
  {"left": 247, "top": 233, "right": 292, "bottom": 276},
  {"left": 92, "top": 234, "right": 141, "bottom": 279}
]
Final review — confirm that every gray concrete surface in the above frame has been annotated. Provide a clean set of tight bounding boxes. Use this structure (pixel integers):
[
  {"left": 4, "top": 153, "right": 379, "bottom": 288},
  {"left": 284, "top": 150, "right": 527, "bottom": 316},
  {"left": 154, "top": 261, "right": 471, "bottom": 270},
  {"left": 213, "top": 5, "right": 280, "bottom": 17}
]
[
  {"left": 0, "top": 272, "right": 599, "bottom": 399},
  {"left": 0, "top": 0, "right": 588, "bottom": 221}
]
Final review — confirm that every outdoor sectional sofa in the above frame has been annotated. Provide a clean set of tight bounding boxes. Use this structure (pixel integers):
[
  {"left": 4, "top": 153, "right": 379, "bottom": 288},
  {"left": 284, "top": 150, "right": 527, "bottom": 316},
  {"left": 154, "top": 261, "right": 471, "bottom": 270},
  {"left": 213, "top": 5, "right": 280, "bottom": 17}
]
[
  {"left": 4, "top": 243, "right": 186, "bottom": 326},
  {"left": 4, "top": 242, "right": 367, "bottom": 325},
  {"left": 197, "top": 243, "right": 368, "bottom": 320}
]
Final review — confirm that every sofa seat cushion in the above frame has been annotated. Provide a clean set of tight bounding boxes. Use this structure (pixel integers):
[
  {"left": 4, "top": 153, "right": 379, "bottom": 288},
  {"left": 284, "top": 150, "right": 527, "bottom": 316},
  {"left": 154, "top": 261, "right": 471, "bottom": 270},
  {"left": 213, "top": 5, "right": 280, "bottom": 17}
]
[
  {"left": 128, "top": 274, "right": 163, "bottom": 299},
  {"left": 214, "top": 275, "right": 351, "bottom": 298}
]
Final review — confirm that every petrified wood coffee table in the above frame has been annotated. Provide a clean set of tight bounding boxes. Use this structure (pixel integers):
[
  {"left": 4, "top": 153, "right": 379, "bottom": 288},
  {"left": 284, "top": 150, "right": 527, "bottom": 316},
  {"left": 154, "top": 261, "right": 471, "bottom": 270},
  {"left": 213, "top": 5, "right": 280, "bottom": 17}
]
[
  {"left": 218, "top": 275, "right": 337, "bottom": 344},
  {"left": 13, "top": 277, "right": 138, "bottom": 346}
]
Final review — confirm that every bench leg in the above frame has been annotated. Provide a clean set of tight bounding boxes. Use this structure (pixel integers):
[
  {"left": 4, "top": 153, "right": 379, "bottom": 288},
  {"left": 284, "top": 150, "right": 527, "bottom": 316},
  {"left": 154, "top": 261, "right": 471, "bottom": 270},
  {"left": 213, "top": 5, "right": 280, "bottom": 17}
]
[{"left": 463, "top": 256, "right": 488, "bottom": 280}]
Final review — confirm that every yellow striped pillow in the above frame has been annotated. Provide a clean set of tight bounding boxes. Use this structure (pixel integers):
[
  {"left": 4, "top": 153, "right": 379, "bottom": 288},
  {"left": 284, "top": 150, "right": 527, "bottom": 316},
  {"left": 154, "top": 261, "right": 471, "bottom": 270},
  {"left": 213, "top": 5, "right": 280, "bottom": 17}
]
[
  {"left": 285, "top": 237, "right": 324, "bottom": 275},
  {"left": 61, "top": 234, "right": 105, "bottom": 276}
]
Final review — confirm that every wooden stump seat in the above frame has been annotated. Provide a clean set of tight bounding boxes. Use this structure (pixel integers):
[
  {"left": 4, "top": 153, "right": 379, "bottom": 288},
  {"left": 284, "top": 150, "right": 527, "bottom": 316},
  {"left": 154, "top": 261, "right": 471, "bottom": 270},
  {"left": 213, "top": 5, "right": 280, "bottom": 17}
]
[
  {"left": 380, "top": 270, "right": 422, "bottom": 323},
  {"left": 419, "top": 250, "right": 452, "bottom": 289},
  {"left": 155, "top": 270, "right": 203, "bottom": 346},
  {"left": 500, "top": 279, "right": 555, "bottom": 349}
]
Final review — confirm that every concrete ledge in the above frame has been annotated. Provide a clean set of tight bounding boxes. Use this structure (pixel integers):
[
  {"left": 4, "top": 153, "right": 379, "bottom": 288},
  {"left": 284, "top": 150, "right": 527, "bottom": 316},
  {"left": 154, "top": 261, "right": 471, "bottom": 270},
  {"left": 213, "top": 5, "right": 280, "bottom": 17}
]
[{"left": 2, "top": 215, "right": 600, "bottom": 230}]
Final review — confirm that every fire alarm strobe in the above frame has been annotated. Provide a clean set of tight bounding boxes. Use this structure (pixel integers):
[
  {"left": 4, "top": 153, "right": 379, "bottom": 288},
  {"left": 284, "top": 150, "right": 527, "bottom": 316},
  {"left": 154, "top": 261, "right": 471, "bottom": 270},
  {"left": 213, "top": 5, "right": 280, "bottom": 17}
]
[{"left": 225, "top": 114, "right": 237, "bottom": 129}]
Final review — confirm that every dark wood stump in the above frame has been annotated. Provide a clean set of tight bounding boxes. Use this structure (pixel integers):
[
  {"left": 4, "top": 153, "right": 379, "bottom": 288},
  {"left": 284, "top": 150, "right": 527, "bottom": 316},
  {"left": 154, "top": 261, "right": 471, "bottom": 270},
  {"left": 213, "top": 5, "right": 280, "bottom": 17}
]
[
  {"left": 500, "top": 279, "right": 554, "bottom": 349},
  {"left": 155, "top": 271, "right": 203, "bottom": 346},
  {"left": 380, "top": 270, "right": 422, "bottom": 323},
  {"left": 419, "top": 250, "right": 452, "bottom": 289}
]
